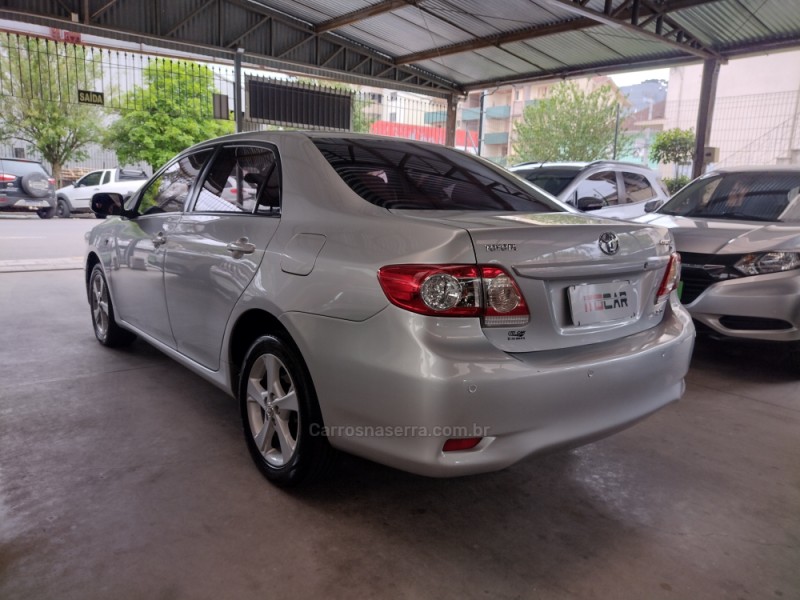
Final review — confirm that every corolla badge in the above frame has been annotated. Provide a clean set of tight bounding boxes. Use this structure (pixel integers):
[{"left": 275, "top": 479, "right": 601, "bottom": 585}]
[{"left": 598, "top": 232, "right": 620, "bottom": 255}]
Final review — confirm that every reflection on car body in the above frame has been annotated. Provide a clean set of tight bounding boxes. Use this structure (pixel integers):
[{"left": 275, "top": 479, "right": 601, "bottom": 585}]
[{"left": 85, "top": 132, "right": 694, "bottom": 486}]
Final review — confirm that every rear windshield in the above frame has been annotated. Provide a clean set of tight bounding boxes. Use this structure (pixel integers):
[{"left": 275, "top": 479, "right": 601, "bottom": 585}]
[
  {"left": 658, "top": 172, "right": 800, "bottom": 222},
  {"left": 514, "top": 167, "right": 580, "bottom": 196},
  {"left": 312, "top": 138, "right": 563, "bottom": 212},
  {"left": 0, "top": 160, "right": 46, "bottom": 177}
]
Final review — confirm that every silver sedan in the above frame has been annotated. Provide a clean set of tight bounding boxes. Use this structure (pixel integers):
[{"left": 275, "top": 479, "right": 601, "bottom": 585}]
[
  {"left": 637, "top": 167, "right": 800, "bottom": 371},
  {"left": 86, "top": 132, "right": 694, "bottom": 486}
]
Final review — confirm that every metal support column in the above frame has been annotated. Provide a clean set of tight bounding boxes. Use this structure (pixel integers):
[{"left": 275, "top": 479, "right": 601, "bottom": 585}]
[
  {"left": 234, "top": 48, "right": 245, "bottom": 133},
  {"left": 693, "top": 59, "right": 720, "bottom": 178},
  {"left": 445, "top": 94, "right": 458, "bottom": 147}
]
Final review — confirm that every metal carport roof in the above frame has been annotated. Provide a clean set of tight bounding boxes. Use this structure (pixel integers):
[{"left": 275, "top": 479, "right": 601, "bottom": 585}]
[{"left": 1, "top": 0, "right": 799, "bottom": 97}]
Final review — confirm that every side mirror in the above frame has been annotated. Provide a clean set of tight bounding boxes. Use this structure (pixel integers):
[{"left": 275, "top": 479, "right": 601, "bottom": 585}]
[
  {"left": 92, "top": 192, "right": 133, "bottom": 218},
  {"left": 576, "top": 196, "right": 605, "bottom": 211},
  {"left": 644, "top": 199, "right": 663, "bottom": 213}
]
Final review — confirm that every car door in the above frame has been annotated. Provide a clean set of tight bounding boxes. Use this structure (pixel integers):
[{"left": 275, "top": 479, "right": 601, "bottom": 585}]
[
  {"left": 164, "top": 144, "right": 282, "bottom": 370},
  {"left": 69, "top": 171, "right": 104, "bottom": 209},
  {"left": 109, "top": 149, "right": 213, "bottom": 346}
]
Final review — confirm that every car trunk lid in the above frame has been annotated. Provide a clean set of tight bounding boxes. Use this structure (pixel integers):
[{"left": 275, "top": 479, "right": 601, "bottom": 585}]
[{"left": 391, "top": 210, "right": 675, "bottom": 352}]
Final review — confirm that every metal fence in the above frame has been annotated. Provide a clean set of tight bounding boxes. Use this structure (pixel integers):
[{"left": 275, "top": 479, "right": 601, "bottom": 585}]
[{"left": 665, "top": 91, "right": 800, "bottom": 168}]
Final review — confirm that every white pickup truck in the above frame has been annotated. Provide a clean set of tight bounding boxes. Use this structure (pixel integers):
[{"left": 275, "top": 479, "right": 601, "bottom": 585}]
[{"left": 55, "top": 167, "right": 148, "bottom": 218}]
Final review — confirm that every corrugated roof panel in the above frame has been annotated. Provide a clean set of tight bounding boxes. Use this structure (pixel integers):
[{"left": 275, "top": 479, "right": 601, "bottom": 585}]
[
  {"left": 582, "top": 26, "right": 677, "bottom": 61},
  {"left": 336, "top": 10, "right": 475, "bottom": 57},
  {"left": 473, "top": 46, "right": 552, "bottom": 74},
  {"left": 524, "top": 29, "right": 626, "bottom": 66},
  {"left": 419, "top": 0, "right": 568, "bottom": 38},
  {"left": 673, "top": 0, "right": 769, "bottom": 47},
  {"left": 251, "top": 0, "right": 344, "bottom": 24},
  {"left": 672, "top": 1, "right": 786, "bottom": 48},
  {"left": 417, "top": 52, "right": 517, "bottom": 83},
  {"left": 499, "top": 41, "right": 569, "bottom": 71}
]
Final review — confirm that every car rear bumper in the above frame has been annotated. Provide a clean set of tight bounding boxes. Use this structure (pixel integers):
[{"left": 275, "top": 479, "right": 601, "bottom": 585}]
[
  {"left": 685, "top": 270, "right": 800, "bottom": 342},
  {"left": 281, "top": 294, "right": 695, "bottom": 477}
]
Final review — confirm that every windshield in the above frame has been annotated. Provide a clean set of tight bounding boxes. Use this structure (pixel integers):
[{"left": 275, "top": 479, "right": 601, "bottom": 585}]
[
  {"left": 658, "top": 172, "right": 800, "bottom": 222},
  {"left": 313, "top": 138, "right": 565, "bottom": 212},
  {"left": 514, "top": 167, "right": 580, "bottom": 196}
]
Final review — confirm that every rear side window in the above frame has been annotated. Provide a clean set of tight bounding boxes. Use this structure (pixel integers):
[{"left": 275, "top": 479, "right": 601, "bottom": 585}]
[
  {"left": 1, "top": 160, "right": 46, "bottom": 177},
  {"left": 516, "top": 168, "right": 579, "bottom": 196},
  {"left": 313, "top": 138, "right": 562, "bottom": 212},
  {"left": 194, "top": 145, "right": 280, "bottom": 215},
  {"left": 622, "top": 172, "right": 656, "bottom": 202},
  {"left": 575, "top": 171, "right": 619, "bottom": 205}
]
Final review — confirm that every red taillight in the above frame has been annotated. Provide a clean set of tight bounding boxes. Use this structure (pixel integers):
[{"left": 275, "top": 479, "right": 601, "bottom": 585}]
[
  {"left": 0, "top": 173, "right": 16, "bottom": 182},
  {"left": 230, "top": 187, "right": 238, "bottom": 194},
  {"left": 443, "top": 438, "right": 482, "bottom": 452},
  {"left": 377, "top": 264, "right": 529, "bottom": 325},
  {"left": 48, "top": 178, "right": 55, "bottom": 185},
  {"left": 656, "top": 252, "right": 681, "bottom": 303}
]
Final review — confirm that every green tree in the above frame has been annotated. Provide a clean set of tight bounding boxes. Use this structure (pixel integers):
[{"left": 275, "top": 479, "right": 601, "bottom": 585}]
[
  {"left": 650, "top": 127, "right": 695, "bottom": 177},
  {"left": 512, "top": 81, "right": 632, "bottom": 162},
  {"left": 106, "top": 59, "right": 233, "bottom": 170},
  {"left": 0, "top": 35, "right": 104, "bottom": 185}
]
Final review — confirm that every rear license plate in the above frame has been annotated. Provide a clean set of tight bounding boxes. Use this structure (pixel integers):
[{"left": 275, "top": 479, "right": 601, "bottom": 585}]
[{"left": 569, "top": 281, "right": 636, "bottom": 326}]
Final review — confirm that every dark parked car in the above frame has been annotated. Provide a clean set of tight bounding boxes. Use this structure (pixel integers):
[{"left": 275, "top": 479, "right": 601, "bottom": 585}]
[{"left": 0, "top": 158, "right": 57, "bottom": 218}]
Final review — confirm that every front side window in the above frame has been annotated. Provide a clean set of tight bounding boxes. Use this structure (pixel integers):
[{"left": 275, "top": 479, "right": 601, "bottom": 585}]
[
  {"left": 136, "top": 150, "right": 213, "bottom": 215},
  {"left": 622, "top": 172, "right": 656, "bottom": 203},
  {"left": 193, "top": 145, "right": 279, "bottom": 215},
  {"left": 313, "top": 138, "right": 562, "bottom": 212},
  {"left": 79, "top": 172, "right": 103, "bottom": 187},
  {"left": 575, "top": 171, "right": 619, "bottom": 206}
]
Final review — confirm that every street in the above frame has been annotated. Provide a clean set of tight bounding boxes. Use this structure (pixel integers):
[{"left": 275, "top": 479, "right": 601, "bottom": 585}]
[{"left": 1, "top": 217, "right": 798, "bottom": 599}]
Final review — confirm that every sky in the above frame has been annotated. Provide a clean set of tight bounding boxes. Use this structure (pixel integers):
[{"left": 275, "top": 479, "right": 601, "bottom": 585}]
[{"left": 610, "top": 68, "right": 670, "bottom": 87}]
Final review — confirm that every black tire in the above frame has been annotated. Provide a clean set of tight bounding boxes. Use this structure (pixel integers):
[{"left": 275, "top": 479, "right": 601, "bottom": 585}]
[
  {"left": 95, "top": 213, "right": 106, "bottom": 219},
  {"left": 789, "top": 343, "right": 800, "bottom": 376},
  {"left": 88, "top": 264, "right": 136, "bottom": 347},
  {"left": 239, "top": 335, "right": 336, "bottom": 486},
  {"left": 56, "top": 197, "right": 71, "bottom": 218},
  {"left": 36, "top": 204, "right": 55, "bottom": 219}
]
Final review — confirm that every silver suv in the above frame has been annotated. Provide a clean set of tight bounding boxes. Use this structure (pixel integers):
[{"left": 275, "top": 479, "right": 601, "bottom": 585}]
[
  {"left": 510, "top": 161, "right": 669, "bottom": 220},
  {"left": 0, "top": 158, "right": 56, "bottom": 218}
]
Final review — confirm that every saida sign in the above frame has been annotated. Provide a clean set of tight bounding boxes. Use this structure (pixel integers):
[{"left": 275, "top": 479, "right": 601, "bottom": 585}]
[{"left": 78, "top": 90, "right": 104, "bottom": 106}]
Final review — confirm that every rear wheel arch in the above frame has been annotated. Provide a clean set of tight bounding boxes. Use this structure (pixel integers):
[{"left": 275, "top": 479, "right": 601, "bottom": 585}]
[
  {"left": 85, "top": 252, "right": 101, "bottom": 302},
  {"left": 228, "top": 309, "right": 299, "bottom": 394}
]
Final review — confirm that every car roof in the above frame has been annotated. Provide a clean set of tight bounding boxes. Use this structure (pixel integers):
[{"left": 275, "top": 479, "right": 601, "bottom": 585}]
[
  {"left": 703, "top": 166, "right": 800, "bottom": 175},
  {"left": 0, "top": 157, "right": 44, "bottom": 164},
  {"left": 510, "top": 160, "right": 654, "bottom": 172}
]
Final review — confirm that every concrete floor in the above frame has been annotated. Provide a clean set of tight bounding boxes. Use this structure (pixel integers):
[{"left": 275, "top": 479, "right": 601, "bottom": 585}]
[{"left": 1, "top": 269, "right": 798, "bottom": 600}]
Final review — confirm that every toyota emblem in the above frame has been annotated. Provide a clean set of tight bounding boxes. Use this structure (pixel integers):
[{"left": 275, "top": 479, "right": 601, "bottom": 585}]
[{"left": 598, "top": 232, "right": 620, "bottom": 255}]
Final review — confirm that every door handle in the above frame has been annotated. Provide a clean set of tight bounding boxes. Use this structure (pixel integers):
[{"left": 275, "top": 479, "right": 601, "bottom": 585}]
[
  {"left": 152, "top": 231, "right": 167, "bottom": 247},
  {"left": 226, "top": 237, "right": 256, "bottom": 259}
]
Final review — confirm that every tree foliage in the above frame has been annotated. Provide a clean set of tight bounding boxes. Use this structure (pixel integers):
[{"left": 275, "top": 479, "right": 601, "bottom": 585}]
[
  {"left": 512, "top": 81, "right": 632, "bottom": 163},
  {"left": 650, "top": 127, "right": 695, "bottom": 166},
  {"left": 0, "top": 36, "right": 104, "bottom": 185},
  {"left": 106, "top": 59, "right": 234, "bottom": 170}
]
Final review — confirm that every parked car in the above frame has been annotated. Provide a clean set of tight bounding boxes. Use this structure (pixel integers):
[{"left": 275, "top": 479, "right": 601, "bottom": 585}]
[
  {"left": 509, "top": 160, "right": 669, "bottom": 219},
  {"left": 635, "top": 167, "right": 800, "bottom": 370},
  {"left": 56, "top": 167, "right": 148, "bottom": 218},
  {"left": 0, "top": 157, "right": 56, "bottom": 218},
  {"left": 85, "top": 132, "right": 694, "bottom": 486}
]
